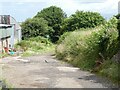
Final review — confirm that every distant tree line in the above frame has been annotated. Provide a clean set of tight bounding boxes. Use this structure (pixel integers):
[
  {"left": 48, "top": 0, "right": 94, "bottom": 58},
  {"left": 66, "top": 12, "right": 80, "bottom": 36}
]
[{"left": 21, "top": 6, "right": 106, "bottom": 42}]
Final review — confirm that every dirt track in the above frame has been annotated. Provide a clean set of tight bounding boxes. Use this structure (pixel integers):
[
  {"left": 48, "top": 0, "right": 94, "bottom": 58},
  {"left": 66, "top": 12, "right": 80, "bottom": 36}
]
[{"left": 0, "top": 53, "right": 117, "bottom": 88}]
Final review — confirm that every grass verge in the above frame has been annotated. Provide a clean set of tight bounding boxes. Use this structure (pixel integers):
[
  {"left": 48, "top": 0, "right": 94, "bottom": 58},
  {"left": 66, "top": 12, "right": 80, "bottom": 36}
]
[{"left": 15, "top": 36, "right": 55, "bottom": 57}]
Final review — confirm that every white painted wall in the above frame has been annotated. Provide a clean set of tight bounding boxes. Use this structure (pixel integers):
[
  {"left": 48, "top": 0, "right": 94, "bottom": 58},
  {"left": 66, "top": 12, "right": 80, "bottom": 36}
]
[{"left": 10, "top": 16, "right": 22, "bottom": 48}]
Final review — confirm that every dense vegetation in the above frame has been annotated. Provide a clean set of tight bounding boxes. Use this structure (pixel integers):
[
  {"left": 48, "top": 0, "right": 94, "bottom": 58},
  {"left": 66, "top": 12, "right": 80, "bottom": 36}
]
[
  {"left": 21, "top": 18, "right": 53, "bottom": 40},
  {"left": 20, "top": 6, "right": 120, "bottom": 85},
  {"left": 15, "top": 36, "right": 54, "bottom": 57},
  {"left": 115, "top": 14, "right": 120, "bottom": 40},
  {"left": 22, "top": 6, "right": 66, "bottom": 42},
  {"left": 56, "top": 17, "right": 120, "bottom": 84},
  {"left": 34, "top": 6, "right": 67, "bottom": 42},
  {"left": 21, "top": 6, "right": 105, "bottom": 43},
  {"left": 62, "top": 11, "right": 105, "bottom": 32}
]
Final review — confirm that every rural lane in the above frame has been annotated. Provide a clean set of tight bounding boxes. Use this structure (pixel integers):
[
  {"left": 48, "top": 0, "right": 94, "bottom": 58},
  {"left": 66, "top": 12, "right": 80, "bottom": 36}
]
[{"left": 0, "top": 53, "right": 117, "bottom": 88}]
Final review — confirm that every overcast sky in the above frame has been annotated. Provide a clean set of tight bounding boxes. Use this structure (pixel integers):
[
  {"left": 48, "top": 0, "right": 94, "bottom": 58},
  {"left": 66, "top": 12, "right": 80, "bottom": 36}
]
[{"left": 0, "top": 0, "right": 119, "bottom": 22}]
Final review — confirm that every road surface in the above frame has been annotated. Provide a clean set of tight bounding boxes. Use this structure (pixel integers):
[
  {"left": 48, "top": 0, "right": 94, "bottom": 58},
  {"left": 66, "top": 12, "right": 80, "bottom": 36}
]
[{"left": 0, "top": 53, "right": 117, "bottom": 88}]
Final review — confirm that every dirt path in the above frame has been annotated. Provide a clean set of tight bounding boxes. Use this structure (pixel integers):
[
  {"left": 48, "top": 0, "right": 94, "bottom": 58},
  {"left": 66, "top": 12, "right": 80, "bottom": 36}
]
[{"left": 0, "top": 53, "right": 117, "bottom": 88}]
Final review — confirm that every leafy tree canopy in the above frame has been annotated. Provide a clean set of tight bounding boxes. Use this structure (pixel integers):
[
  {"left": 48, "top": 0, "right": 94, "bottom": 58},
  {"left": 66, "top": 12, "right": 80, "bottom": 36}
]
[
  {"left": 21, "top": 18, "right": 53, "bottom": 40},
  {"left": 115, "top": 14, "right": 120, "bottom": 40},
  {"left": 62, "top": 11, "right": 105, "bottom": 32},
  {"left": 34, "top": 6, "right": 67, "bottom": 42}
]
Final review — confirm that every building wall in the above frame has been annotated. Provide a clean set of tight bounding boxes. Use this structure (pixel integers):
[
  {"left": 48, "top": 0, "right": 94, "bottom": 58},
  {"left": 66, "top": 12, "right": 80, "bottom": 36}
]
[
  {"left": 0, "top": 38, "right": 11, "bottom": 53},
  {"left": 0, "top": 27, "right": 13, "bottom": 39},
  {"left": 10, "top": 16, "right": 21, "bottom": 48},
  {"left": 0, "top": 15, "right": 21, "bottom": 52}
]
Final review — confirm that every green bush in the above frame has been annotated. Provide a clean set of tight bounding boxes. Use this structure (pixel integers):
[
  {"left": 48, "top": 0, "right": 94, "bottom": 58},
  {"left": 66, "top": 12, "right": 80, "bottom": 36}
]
[
  {"left": 98, "top": 60, "right": 120, "bottom": 84},
  {"left": 57, "top": 32, "right": 70, "bottom": 44},
  {"left": 56, "top": 28, "right": 101, "bottom": 70},
  {"left": 21, "top": 18, "right": 53, "bottom": 40},
  {"left": 56, "top": 17, "right": 119, "bottom": 70},
  {"left": 56, "top": 16, "right": 119, "bottom": 84},
  {"left": 15, "top": 36, "right": 54, "bottom": 56},
  {"left": 62, "top": 11, "right": 105, "bottom": 32},
  {"left": 34, "top": 6, "right": 67, "bottom": 42}
]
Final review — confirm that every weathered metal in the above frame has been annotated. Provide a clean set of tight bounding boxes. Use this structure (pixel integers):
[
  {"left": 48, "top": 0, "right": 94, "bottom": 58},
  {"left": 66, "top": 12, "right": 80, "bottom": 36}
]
[
  {"left": 0, "top": 25, "right": 13, "bottom": 39},
  {"left": 0, "top": 15, "right": 21, "bottom": 52}
]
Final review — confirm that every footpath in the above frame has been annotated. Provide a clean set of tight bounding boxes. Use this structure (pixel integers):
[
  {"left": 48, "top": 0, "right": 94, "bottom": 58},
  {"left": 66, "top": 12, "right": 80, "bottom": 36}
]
[{"left": 0, "top": 53, "right": 118, "bottom": 88}]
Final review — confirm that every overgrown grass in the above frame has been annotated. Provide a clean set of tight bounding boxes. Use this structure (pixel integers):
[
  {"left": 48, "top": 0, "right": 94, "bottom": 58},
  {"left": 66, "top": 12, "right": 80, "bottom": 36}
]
[
  {"left": 15, "top": 36, "right": 55, "bottom": 57},
  {"left": 0, "top": 78, "right": 14, "bottom": 89},
  {"left": 0, "top": 53, "right": 9, "bottom": 59},
  {"left": 56, "top": 27, "right": 105, "bottom": 70},
  {"left": 56, "top": 17, "right": 119, "bottom": 85},
  {"left": 98, "top": 60, "right": 120, "bottom": 85},
  {"left": 3, "top": 79, "right": 13, "bottom": 88}
]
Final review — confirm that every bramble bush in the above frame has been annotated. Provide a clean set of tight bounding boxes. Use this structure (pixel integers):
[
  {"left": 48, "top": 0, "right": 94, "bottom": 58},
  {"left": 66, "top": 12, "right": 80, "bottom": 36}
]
[{"left": 56, "top": 17, "right": 119, "bottom": 83}]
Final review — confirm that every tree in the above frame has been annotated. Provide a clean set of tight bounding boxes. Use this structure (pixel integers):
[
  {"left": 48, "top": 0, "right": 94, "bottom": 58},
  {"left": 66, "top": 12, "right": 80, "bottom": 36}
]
[
  {"left": 34, "top": 6, "right": 67, "bottom": 42},
  {"left": 21, "top": 18, "right": 53, "bottom": 40},
  {"left": 62, "top": 11, "right": 105, "bottom": 32},
  {"left": 115, "top": 14, "right": 120, "bottom": 40}
]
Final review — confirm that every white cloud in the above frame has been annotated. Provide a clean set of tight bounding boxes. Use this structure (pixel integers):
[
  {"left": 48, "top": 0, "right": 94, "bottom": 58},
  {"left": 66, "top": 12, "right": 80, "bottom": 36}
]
[
  {"left": 42, "top": 0, "right": 118, "bottom": 16},
  {"left": 1, "top": 0, "right": 118, "bottom": 12},
  {"left": 0, "top": 0, "right": 119, "bottom": 21}
]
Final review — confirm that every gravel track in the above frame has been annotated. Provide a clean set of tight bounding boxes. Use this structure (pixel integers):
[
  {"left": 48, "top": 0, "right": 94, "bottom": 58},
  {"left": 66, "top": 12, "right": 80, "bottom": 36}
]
[{"left": 0, "top": 53, "right": 118, "bottom": 88}]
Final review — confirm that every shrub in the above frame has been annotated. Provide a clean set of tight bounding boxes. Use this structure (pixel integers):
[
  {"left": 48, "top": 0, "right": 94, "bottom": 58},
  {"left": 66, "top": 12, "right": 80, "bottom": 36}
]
[
  {"left": 56, "top": 28, "right": 101, "bottom": 70},
  {"left": 61, "top": 11, "right": 105, "bottom": 32},
  {"left": 21, "top": 18, "right": 53, "bottom": 40},
  {"left": 34, "top": 6, "right": 67, "bottom": 42},
  {"left": 15, "top": 36, "right": 54, "bottom": 56},
  {"left": 56, "top": 17, "right": 119, "bottom": 70},
  {"left": 98, "top": 60, "right": 120, "bottom": 84}
]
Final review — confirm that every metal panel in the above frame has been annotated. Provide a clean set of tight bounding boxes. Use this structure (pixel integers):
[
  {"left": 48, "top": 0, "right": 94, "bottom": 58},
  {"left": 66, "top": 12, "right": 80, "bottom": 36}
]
[
  {"left": 0, "top": 27, "right": 13, "bottom": 39},
  {"left": 0, "top": 15, "right": 10, "bottom": 24}
]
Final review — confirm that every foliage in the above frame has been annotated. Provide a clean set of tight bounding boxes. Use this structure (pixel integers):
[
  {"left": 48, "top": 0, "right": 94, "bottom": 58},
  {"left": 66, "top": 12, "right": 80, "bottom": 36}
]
[
  {"left": 98, "top": 17, "right": 119, "bottom": 59},
  {"left": 56, "top": 16, "right": 119, "bottom": 84},
  {"left": 34, "top": 6, "right": 67, "bottom": 42},
  {"left": 115, "top": 14, "right": 120, "bottom": 41},
  {"left": 56, "top": 17, "right": 119, "bottom": 70},
  {"left": 15, "top": 36, "right": 55, "bottom": 57},
  {"left": 98, "top": 60, "right": 120, "bottom": 85},
  {"left": 115, "top": 14, "right": 120, "bottom": 19},
  {"left": 57, "top": 32, "right": 70, "bottom": 44},
  {"left": 62, "top": 11, "right": 105, "bottom": 32},
  {"left": 56, "top": 28, "right": 101, "bottom": 70},
  {"left": 21, "top": 18, "right": 53, "bottom": 40},
  {"left": 0, "top": 53, "right": 9, "bottom": 59}
]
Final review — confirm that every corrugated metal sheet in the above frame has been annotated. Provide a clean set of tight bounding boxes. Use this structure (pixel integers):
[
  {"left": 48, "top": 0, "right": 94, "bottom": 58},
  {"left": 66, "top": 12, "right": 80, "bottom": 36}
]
[
  {"left": 0, "top": 24, "right": 11, "bottom": 27},
  {"left": 0, "top": 27, "right": 13, "bottom": 39},
  {"left": 0, "top": 15, "right": 21, "bottom": 48},
  {"left": 0, "top": 15, "right": 10, "bottom": 24}
]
